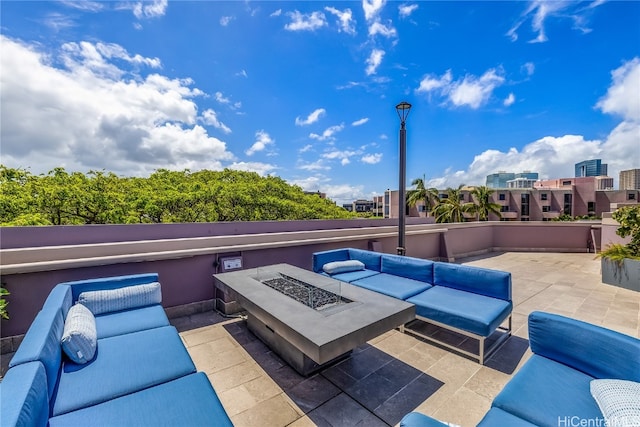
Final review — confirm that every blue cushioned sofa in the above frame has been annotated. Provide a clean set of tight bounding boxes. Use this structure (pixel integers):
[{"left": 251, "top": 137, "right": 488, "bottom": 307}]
[
  {"left": 312, "top": 248, "right": 513, "bottom": 364},
  {"left": 1, "top": 273, "right": 232, "bottom": 427},
  {"left": 400, "top": 311, "right": 640, "bottom": 427}
]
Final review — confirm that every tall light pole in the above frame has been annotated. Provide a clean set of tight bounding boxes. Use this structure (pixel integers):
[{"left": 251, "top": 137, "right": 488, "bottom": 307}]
[{"left": 396, "top": 101, "right": 411, "bottom": 256}]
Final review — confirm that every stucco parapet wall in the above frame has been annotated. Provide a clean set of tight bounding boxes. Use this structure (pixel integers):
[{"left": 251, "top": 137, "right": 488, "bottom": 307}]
[{"left": 0, "top": 225, "right": 448, "bottom": 275}]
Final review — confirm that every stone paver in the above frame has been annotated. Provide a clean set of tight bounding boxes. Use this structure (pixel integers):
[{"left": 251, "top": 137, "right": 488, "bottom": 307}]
[{"left": 173, "top": 252, "right": 638, "bottom": 426}]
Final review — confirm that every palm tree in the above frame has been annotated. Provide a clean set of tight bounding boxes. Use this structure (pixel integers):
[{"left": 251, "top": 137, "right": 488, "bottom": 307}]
[
  {"left": 470, "top": 186, "right": 502, "bottom": 221},
  {"left": 432, "top": 184, "right": 474, "bottom": 223},
  {"left": 406, "top": 175, "right": 439, "bottom": 217}
]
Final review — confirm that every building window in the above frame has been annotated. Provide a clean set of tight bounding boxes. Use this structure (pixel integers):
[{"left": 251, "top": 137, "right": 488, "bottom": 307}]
[
  {"left": 564, "top": 193, "right": 572, "bottom": 215},
  {"left": 629, "top": 193, "right": 636, "bottom": 200},
  {"left": 542, "top": 206, "right": 551, "bottom": 212},
  {"left": 459, "top": 194, "right": 465, "bottom": 201},
  {"left": 521, "top": 193, "right": 530, "bottom": 216},
  {"left": 540, "top": 193, "right": 548, "bottom": 201},
  {"left": 500, "top": 205, "right": 510, "bottom": 212},
  {"left": 439, "top": 193, "right": 449, "bottom": 199},
  {"left": 499, "top": 193, "right": 506, "bottom": 201},
  {"left": 562, "top": 180, "right": 572, "bottom": 186},
  {"left": 418, "top": 205, "right": 426, "bottom": 212},
  {"left": 587, "top": 201, "right": 595, "bottom": 213}
]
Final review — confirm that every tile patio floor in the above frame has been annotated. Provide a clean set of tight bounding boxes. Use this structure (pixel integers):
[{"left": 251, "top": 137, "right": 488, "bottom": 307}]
[{"left": 171, "top": 252, "right": 640, "bottom": 427}]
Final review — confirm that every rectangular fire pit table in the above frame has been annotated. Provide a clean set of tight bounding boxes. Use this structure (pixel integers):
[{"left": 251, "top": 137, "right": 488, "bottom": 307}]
[{"left": 213, "top": 263, "right": 415, "bottom": 376}]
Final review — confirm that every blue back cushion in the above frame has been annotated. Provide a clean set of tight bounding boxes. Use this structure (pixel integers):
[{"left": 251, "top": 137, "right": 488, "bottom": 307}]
[
  {"left": 529, "top": 311, "right": 640, "bottom": 381},
  {"left": 381, "top": 254, "right": 433, "bottom": 283},
  {"left": 0, "top": 362, "right": 49, "bottom": 427},
  {"left": 9, "top": 307, "right": 64, "bottom": 400},
  {"left": 312, "top": 249, "right": 350, "bottom": 273},
  {"left": 433, "top": 262, "right": 511, "bottom": 301},
  {"left": 348, "top": 249, "right": 382, "bottom": 271},
  {"left": 42, "top": 285, "right": 73, "bottom": 318},
  {"left": 62, "top": 273, "right": 159, "bottom": 302}
]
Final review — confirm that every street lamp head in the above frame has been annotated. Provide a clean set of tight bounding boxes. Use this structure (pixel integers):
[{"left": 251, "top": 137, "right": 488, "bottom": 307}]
[{"left": 395, "top": 101, "right": 412, "bottom": 124}]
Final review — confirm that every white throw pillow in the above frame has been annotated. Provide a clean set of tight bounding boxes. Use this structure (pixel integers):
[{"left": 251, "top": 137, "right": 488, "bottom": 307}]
[
  {"left": 591, "top": 379, "right": 640, "bottom": 427},
  {"left": 61, "top": 303, "right": 97, "bottom": 364},
  {"left": 323, "top": 260, "right": 365, "bottom": 275},
  {"left": 78, "top": 282, "right": 162, "bottom": 315}
]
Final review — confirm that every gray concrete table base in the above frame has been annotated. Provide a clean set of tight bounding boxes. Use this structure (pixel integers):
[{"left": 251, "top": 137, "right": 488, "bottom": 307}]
[{"left": 247, "top": 315, "right": 351, "bottom": 376}]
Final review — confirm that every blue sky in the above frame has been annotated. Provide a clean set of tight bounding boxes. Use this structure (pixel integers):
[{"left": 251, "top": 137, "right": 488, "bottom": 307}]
[{"left": 1, "top": 1, "right": 639, "bottom": 204}]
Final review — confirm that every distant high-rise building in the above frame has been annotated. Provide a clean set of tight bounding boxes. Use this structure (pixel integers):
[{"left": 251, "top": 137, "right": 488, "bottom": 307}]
[
  {"left": 486, "top": 171, "right": 538, "bottom": 188},
  {"left": 575, "top": 159, "right": 607, "bottom": 177},
  {"left": 619, "top": 169, "right": 640, "bottom": 190}
]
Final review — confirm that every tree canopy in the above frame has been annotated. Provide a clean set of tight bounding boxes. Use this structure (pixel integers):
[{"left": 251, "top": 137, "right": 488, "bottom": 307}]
[{"left": 0, "top": 166, "right": 355, "bottom": 225}]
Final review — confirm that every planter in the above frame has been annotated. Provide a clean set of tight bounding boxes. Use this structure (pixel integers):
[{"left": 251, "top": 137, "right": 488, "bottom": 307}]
[{"left": 601, "top": 258, "right": 640, "bottom": 292}]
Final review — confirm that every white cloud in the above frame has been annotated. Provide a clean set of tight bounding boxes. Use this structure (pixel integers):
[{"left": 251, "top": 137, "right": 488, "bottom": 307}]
[
  {"left": 450, "top": 69, "right": 505, "bottom": 108},
  {"left": 322, "top": 149, "right": 357, "bottom": 162},
  {"left": 43, "top": 13, "right": 77, "bottom": 31},
  {"left": 363, "top": 0, "right": 386, "bottom": 21},
  {"left": 60, "top": 1, "right": 104, "bottom": 12},
  {"left": 310, "top": 124, "right": 345, "bottom": 141},
  {"left": 131, "top": 0, "right": 168, "bottom": 19},
  {"left": 399, "top": 4, "right": 418, "bottom": 18},
  {"left": 295, "top": 108, "right": 326, "bottom": 126},
  {"left": 228, "top": 161, "right": 277, "bottom": 176},
  {"left": 285, "top": 11, "right": 327, "bottom": 31},
  {"left": 507, "top": 1, "right": 600, "bottom": 43},
  {"left": 504, "top": 93, "right": 516, "bottom": 107},
  {"left": 220, "top": 16, "right": 234, "bottom": 26},
  {"left": 522, "top": 62, "right": 535, "bottom": 76},
  {"left": 596, "top": 57, "right": 640, "bottom": 122},
  {"left": 201, "top": 109, "right": 231, "bottom": 134},
  {"left": 361, "top": 153, "right": 383, "bottom": 164},
  {"left": 270, "top": 9, "right": 282, "bottom": 17},
  {"left": 299, "top": 144, "right": 313, "bottom": 153},
  {"left": 352, "top": 117, "right": 369, "bottom": 126},
  {"left": 236, "top": 69, "right": 248, "bottom": 78},
  {"left": 368, "top": 20, "right": 397, "bottom": 38},
  {"left": 245, "top": 130, "right": 274, "bottom": 156},
  {"left": 416, "top": 70, "right": 452, "bottom": 93},
  {"left": 416, "top": 68, "right": 506, "bottom": 109},
  {"left": 325, "top": 7, "right": 356, "bottom": 34},
  {"left": 0, "top": 36, "right": 235, "bottom": 176},
  {"left": 365, "top": 49, "right": 385, "bottom": 76},
  {"left": 297, "top": 160, "right": 330, "bottom": 171}
]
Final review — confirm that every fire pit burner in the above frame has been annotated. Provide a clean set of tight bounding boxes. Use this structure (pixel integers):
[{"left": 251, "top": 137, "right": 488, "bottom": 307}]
[{"left": 261, "top": 273, "right": 352, "bottom": 310}]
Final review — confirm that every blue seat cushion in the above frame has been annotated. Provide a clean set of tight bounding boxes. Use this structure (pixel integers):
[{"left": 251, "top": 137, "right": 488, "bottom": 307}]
[
  {"left": 94, "top": 304, "right": 169, "bottom": 339},
  {"left": 492, "top": 354, "right": 603, "bottom": 426},
  {"left": 400, "top": 412, "right": 449, "bottom": 427},
  {"left": 477, "top": 408, "right": 538, "bottom": 426},
  {"left": 352, "top": 273, "right": 432, "bottom": 300},
  {"left": 407, "top": 287, "right": 512, "bottom": 337},
  {"left": 330, "top": 269, "right": 380, "bottom": 283},
  {"left": 49, "top": 372, "right": 232, "bottom": 427},
  {"left": 52, "top": 326, "right": 195, "bottom": 416}
]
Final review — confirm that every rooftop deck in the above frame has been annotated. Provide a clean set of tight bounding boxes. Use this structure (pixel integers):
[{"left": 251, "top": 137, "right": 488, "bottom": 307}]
[{"left": 164, "top": 251, "right": 639, "bottom": 427}]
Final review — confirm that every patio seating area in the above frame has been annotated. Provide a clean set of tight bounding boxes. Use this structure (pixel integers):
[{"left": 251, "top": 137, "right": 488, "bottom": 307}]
[{"left": 168, "top": 251, "right": 639, "bottom": 426}]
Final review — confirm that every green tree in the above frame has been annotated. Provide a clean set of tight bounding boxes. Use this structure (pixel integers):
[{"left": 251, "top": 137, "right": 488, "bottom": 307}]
[
  {"left": 406, "top": 175, "right": 439, "bottom": 217},
  {"left": 0, "top": 165, "right": 355, "bottom": 225},
  {"left": 469, "top": 186, "right": 502, "bottom": 221},
  {"left": 432, "top": 185, "right": 474, "bottom": 223}
]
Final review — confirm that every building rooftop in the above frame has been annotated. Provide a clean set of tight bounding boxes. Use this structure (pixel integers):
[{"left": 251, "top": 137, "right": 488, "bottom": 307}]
[{"left": 160, "top": 251, "right": 639, "bottom": 427}]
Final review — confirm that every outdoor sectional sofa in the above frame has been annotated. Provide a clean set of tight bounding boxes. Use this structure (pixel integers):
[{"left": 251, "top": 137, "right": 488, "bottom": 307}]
[
  {"left": 312, "top": 248, "right": 513, "bottom": 364},
  {"left": 1, "top": 273, "right": 232, "bottom": 427},
  {"left": 400, "top": 311, "right": 640, "bottom": 427}
]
